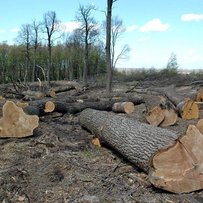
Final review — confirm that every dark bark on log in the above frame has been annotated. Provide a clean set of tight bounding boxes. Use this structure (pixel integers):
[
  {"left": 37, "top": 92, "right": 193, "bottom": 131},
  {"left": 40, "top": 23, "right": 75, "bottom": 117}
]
[
  {"left": 23, "top": 100, "right": 53, "bottom": 116},
  {"left": 79, "top": 108, "right": 178, "bottom": 173},
  {"left": 49, "top": 97, "right": 144, "bottom": 114}
]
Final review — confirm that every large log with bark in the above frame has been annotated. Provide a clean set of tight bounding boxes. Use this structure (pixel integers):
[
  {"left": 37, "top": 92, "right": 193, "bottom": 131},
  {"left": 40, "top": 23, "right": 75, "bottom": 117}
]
[
  {"left": 80, "top": 108, "right": 203, "bottom": 193},
  {"left": 46, "top": 96, "right": 144, "bottom": 114}
]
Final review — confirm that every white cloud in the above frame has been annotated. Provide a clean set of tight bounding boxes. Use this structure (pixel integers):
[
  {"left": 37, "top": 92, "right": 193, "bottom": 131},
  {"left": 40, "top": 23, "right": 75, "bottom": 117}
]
[
  {"left": 126, "top": 25, "right": 138, "bottom": 32},
  {"left": 11, "top": 28, "right": 20, "bottom": 33},
  {"left": 181, "top": 13, "right": 203, "bottom": 22},
  {"left": 0, "top": 29, "right": 5, "bottom": 33},
  {"left": 59, "top": 21, "right": 81, "bottom": 33},
  {"left": 139, "top": 18, "right": 170, "bottom": 32},
  {"left": 137, "top": 36, "right": 151, "bottom": 42}
]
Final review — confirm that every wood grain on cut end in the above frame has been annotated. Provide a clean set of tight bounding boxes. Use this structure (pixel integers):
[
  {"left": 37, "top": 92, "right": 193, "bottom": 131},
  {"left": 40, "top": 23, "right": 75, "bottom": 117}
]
[
  {"left": 182, "top": 99, "right": 199, "bottom": 120},
  {"left": 44, "top": 101, "right": 55, "bottom": 113},
  {"left": 112, "top": 102, "right": 135, "bottom": 114},
  {"left": 196, "top": 119, "right": 203, "bottom": 134},
  {"left": 146, "top": 106, "right": 165, "bottom": 126},
  {"left": 160, "top": 109, "right": 178, "bottom": 127},
  {"left": 0, "top": 101, "right": 39, "bottom": 138},
  {"left": 150, "top": 125, "right": 203, "bottom": 193}
]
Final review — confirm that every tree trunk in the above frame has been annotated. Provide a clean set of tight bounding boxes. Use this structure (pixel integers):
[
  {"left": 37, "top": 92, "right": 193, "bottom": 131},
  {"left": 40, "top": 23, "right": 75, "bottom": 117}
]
[
  {"left": 80, "top": 109, "right": 178, "bottom": 173},
  {"left": 106, "top": 0, "right": 113, "bottom": 93},
  {"left": 45, "top": 96, "right": 143, "bottom": 114},
  {"left": 80, "top": 109, "right": 203, "bottom": 193}
]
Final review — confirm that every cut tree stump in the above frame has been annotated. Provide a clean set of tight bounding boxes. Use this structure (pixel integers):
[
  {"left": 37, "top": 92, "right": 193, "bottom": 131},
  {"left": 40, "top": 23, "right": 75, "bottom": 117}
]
[
  {"left": 80, "top": 109, "right": 203, "bottom": 193},
  {"left": 0, "top": 101, "right": 39, "bottom": 138},
  {"left": 112, "top": 102, "right": 135, "bottom": 114}
]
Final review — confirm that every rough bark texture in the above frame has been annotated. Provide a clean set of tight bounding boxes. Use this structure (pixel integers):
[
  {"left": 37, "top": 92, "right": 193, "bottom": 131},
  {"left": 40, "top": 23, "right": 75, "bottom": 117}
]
[
  {"left": 80, "top": 108, "right": 178, "bottom": 173},
  {"left": 50, "top": 97, "right": 143, "bottom": 115}
]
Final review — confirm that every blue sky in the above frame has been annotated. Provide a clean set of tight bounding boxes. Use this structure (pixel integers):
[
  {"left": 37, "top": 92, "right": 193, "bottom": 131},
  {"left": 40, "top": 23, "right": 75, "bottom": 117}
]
[{"left": 0, "top": 0, "right": 203, "bottom": 69}]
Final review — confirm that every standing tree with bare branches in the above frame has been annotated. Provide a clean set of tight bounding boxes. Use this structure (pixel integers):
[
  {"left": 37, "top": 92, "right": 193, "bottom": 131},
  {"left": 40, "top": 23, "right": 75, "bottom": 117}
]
[
  {"left": 31, "top": 20, "right": 41, "bottom": 82},
  {"left": 16, "top": 24, "right": 32, "bottom": 83},
  {"left": 111, "top": 16, "right": 130, "bottom": 69},
  {"left": 43, "top": 11, "right": 61, "bottom": 86},
  {"left": 76, "top": 4, "right": 99, "bottom": 83}
]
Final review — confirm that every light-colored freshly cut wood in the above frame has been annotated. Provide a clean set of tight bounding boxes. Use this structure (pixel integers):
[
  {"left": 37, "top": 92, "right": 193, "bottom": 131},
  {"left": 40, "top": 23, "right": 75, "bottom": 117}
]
[
  {"left": 44, "top": 101, "right": 55, "bottom": 113},
  {"left": 196, "top": 89, "right": 203, "bottom": 102},
  {"left": 150, "top": 125, "right": 203, "bottom": 193},
  {"left": 146, "top": 106, "right": 165, "bottom": 126},
  {"left": 112, "top": 102, "right": 135, "bottom": 114},
  {"left": 181, "top": 99, "right": 199, "bottom": 120},
  {"left": 160, "top": 109, "right": 178, "bottom": 127},
  {"left": 196, "top": 119, "right": 203, "bottom": 134},
  {"left": 0, "top": 101, "right": 39, "bottom": 138}
]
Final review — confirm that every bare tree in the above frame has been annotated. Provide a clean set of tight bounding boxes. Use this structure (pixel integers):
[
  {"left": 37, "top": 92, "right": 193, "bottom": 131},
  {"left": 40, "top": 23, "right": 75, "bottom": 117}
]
[
  {"left": 113, "top": 44, "right": 130, "bottom": 69},
  {"left": 76, "top": 4, "right": 99, "bottom": 83},
  {"left": 106, "top": 0, "right": 117, "bottom": 93},
  {"left": 43, "top": 11, "right": 60, "bottom": 86},
  {"left": 111, "top": 16, "right": 130, "bottom": 69},
  {"left": 31, "top": 20, "right": 41, "bottom": 82},
  {"left": 16, "top": 24, "right": 32, "bottom": 83}
]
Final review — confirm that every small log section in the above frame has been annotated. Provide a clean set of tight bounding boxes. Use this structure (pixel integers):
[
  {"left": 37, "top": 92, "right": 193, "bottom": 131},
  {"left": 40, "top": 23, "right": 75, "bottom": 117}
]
[
  {"left": 0, "top": 101, "right": 39, "bottom": 138},
  {"left": 112, "top": 102, "right": 135, "bottom": 114},
  {"left": 80, "top": 108, "right": 203, "bottom": 193}
]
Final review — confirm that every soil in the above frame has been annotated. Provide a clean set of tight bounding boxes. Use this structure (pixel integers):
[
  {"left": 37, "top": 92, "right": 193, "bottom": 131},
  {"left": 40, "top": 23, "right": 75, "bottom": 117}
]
[{"left": 0, "top": 78, "right": 203, "bottom": 203}]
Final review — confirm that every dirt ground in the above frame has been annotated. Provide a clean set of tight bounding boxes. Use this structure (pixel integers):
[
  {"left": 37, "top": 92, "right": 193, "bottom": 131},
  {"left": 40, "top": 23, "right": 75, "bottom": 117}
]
[{"left": 0, "top": 78, "right": 203, "bottom": 203}]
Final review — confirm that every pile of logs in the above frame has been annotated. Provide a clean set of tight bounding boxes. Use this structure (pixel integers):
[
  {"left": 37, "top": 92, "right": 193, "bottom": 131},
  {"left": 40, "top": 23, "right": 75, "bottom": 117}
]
[
  {"left": 2, "top": 82, "right": 203, "bottom": 193},
  {"left": 146, "top": 86, "right": 203, "bottom": 127}
]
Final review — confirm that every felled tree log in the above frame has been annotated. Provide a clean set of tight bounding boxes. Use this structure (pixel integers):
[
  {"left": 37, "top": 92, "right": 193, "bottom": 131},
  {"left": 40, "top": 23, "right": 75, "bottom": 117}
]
[
  {"left": 22, "top": 100, "right": 55, "bottom": 116},
  {"left": 112, "top": 102, "right": 135, "bottom": 114},
  {"left": 0, "top": 101, "right": 39, "bottom": 138},
  {"left": 46, "top": 96, "right": 144, "bottom": 114},
  {"left": 51, "top": 81, "right": 84, "bottom": 93},
  {"left": 80, "top": 109, "right": 203, "bottom": 193},
  {"left": 79, "top": 109, "right": 178, "bottom": 173}
]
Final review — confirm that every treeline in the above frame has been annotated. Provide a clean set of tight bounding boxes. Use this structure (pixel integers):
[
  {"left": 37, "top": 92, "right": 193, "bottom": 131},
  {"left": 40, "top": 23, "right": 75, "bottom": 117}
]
[
  {"left": 0, "top": 6, "right": 107, "bottom": 84},
  {"left": 0, "top": 39, "right": 106, "bottom": 84}
]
